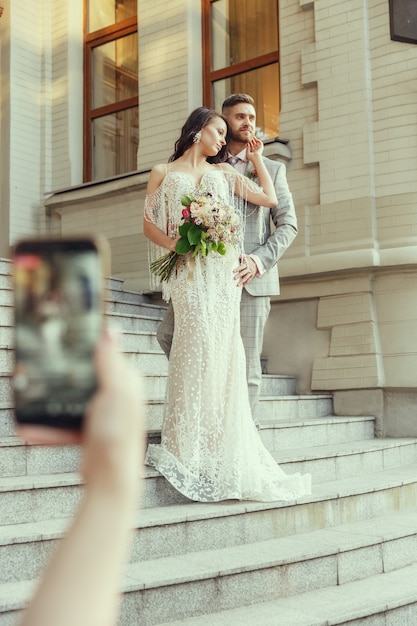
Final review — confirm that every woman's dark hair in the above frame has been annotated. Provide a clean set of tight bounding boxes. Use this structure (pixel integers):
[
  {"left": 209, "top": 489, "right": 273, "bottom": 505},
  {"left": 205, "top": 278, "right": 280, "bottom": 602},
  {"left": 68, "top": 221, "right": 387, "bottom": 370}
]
[{"left": 169, "top": 107, "right": 229, "bottom": 163}]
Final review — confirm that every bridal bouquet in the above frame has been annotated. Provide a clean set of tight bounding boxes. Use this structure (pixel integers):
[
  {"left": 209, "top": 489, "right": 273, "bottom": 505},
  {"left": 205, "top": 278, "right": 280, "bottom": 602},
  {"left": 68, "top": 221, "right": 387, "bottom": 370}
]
[{"left": 150, "top": 190, "right": 241, "bottom": 283}]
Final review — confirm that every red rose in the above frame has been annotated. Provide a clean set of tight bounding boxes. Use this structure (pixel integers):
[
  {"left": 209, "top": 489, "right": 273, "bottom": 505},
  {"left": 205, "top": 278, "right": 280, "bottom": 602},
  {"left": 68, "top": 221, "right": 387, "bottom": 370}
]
[{"left": 182, "top": 208, "right": 190, "bottom": 219}]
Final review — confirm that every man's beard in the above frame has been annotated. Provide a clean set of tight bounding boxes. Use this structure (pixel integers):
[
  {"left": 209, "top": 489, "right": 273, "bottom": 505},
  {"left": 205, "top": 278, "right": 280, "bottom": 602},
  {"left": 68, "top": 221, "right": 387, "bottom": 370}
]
[{"left": 230, "top": 128, "right": 254, "bottom": 143}]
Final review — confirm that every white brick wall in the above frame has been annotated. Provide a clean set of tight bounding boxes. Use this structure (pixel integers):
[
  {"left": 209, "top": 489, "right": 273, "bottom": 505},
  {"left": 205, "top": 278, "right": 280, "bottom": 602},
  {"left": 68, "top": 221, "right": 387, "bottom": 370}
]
[
  {"left": 137, "top": 0, "right": 202, "bottom": 170},
  {"left": 9, "top": 0, "right": 43, "bottom": 242},
  {"left": 8, "top": 0, "right": 81, "bottom": 244},
  {"left": 281, "top": 0, "right": 417, "bottom": 285}
]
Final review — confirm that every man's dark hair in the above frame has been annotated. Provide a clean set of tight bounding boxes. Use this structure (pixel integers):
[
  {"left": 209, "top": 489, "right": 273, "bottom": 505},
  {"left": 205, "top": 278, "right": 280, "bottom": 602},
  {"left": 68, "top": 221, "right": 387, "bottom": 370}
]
[{"left": 222, "top": 94, "right": 255, "bottom": 113}]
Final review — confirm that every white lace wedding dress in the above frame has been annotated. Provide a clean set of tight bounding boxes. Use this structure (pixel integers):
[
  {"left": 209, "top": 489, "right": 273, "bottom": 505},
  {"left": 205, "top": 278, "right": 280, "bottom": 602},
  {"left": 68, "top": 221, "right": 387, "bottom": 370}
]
[{"left": 145, "top": 167, "right": 311, "bottom": 502}]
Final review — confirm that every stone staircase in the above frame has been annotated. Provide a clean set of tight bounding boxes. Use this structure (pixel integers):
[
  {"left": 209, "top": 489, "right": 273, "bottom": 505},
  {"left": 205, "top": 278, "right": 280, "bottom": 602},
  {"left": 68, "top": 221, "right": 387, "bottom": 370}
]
[{"left": 1, "top": 256, "right": 417, "bottom": 625}]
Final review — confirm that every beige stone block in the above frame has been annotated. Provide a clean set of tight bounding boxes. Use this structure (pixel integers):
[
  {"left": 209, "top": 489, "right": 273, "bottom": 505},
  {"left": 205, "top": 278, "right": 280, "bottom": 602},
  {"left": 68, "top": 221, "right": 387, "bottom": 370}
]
[
  {"left": 378, "top": 246, "right": 417, "bottom": 266},
  {"left": 376, "top": 290, "right": 417, "bottom": 324},
  {"left": 312, "top": 355, "right": 381, "bottom": 390},
  {"left": 301, "top": 43, "right": 317, "bottom": 86},
  {"left": 303, "top": 121, "right": 319, "bottom": 166},
  {"left": 384, "top": 355, "right": 417, "bottom": 388},
  {"left": 264, "top": 299, "right": 330, "bottom": 395},
  {"left": 383, "top": 391, "right": 417, "bottom": 437},
  {"left": 379, "top": 321, "right": 417, "bottom": 355},
  {"left": 330, "top": 322, "right": 376, "bottom": 356},
  {"left": 376, "top": 272, "right": 417, "bottom": 294},
  {"left": 318, "top": 294, "right": 373, "bottom": 328},
  {"left": 333, "top": 389, "right": 384, "bottom": 419}
]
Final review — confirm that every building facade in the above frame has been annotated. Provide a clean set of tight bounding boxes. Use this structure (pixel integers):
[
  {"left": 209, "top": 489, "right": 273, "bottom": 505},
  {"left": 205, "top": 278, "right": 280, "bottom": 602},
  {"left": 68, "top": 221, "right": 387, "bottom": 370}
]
[{"left": 1, "top": 0, "right": 417, "bottom": 435}]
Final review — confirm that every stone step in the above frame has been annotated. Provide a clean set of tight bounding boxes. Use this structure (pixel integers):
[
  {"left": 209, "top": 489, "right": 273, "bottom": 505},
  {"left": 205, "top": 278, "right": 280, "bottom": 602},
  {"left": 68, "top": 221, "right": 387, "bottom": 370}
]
[
  {"left": 105, "top": 298, "right": 164, "bottom": 316},
  {"left": 1, "top": 485, "right": 416, "bottom": 586},
  {"left": 0, "top": 275, "right": 11, "bottom": 291},
  {"left": 0, "top": 448, "right": 416, "bottom": 523},
  {"left": 0, "top": 345, "right": 169, "bottom": 375},
  {"left": 106, "top": 310, "right": 165, "bottom": 333},
  {"left": 1, "top": 477, "right": 417, "bottom": 625},
  {"left": 0, "top": 311, "right": 164, "bottom": 341},
  {"left": 0, "top": 258, "right": 12, "bottom": 274},
  {"left": 0, "top": 394, "right": 336, "bottom": 437},
  {"left": 0, "top": 373, "right": 305, "bottom": 428},
  {"left": 147, "top": 393, "right": 333, "bottom": 423},
  {"left": 0, "top": 325, "right": 163, "bottom": 351},
  {"left": 155, "top": 563, "right": 417, "bottom": 625},
  {"left": 259, "top": 416, "right": 375, "bottom": 450},
  {"left": 146, "top": 415, "right": 375, "bottom": 449},
  {"left": 0, "top": 295, "right": 164, "bottom": 331},
  {"left": 0, "top": 306, "right": 12, "bottom": 328},
  {"left": 0, "top": 409, "right": 13, "bottom": 437},
  {"left": 272, "top": 437, "right": 417, "bottom": 484},
  {"left": 0, "top": 417, "right": 376, "bottom": 478},
  {"left": 0, "top": 290, "right": 12, "bottom": 307}
]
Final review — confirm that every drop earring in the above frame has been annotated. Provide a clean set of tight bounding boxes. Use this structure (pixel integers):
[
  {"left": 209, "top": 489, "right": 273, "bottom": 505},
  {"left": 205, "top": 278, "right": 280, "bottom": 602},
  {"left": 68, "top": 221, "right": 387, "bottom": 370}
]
[{"left": 193, "top": 130, "right": 202, "bottom": 144}]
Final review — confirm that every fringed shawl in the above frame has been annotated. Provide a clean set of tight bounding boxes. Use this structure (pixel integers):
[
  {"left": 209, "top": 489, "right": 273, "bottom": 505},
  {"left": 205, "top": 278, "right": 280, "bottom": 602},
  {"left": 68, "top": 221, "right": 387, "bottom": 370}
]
[{"left": 144, "top": 166, "right": 264, "bottom": 301}]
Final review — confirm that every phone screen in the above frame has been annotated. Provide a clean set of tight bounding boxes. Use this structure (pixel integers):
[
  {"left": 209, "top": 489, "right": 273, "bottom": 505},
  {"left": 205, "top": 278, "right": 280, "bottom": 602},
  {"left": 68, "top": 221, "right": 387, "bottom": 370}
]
[{"left": 13, "top": 238, "right": 104, "bottom": 430}]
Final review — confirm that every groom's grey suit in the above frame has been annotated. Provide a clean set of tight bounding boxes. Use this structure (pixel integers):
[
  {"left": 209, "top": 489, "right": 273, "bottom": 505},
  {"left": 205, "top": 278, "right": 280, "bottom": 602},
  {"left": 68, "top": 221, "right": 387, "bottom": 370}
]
[{"left": 157, "top": 155, "right": 297, "bottom": 424}]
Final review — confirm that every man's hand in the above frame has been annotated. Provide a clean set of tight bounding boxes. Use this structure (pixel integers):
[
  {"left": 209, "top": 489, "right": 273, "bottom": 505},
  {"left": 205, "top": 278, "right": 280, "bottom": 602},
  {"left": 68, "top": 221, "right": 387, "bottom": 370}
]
[{"left": 234, "top": 255, "right": 257, "bottom": 287}]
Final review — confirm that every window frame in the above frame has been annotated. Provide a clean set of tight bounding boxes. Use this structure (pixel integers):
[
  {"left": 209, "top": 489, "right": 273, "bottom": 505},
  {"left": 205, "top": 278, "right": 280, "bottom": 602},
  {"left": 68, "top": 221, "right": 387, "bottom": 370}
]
[
  {"left": 201, "top": 0, "right": 280, "bottom": 107},
  {"left": 83, "top": 11, "right": 138, "bottom": 182}
]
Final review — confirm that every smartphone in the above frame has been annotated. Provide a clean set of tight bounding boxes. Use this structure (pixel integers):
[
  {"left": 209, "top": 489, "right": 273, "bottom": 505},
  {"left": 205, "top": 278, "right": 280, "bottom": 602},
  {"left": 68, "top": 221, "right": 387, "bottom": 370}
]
[{"left": 13, "top": 237, "right": 108, "bottom": 431}]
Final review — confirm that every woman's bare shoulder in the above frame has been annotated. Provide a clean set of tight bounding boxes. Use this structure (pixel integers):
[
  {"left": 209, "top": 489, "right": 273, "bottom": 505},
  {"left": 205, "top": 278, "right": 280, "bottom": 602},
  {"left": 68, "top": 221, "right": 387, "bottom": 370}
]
[
  {"left": 216, "top": 162, "right": 236, "bottom": 174},
  {"left": 147, "top": 164, "right": 168, "bottom": 194}
]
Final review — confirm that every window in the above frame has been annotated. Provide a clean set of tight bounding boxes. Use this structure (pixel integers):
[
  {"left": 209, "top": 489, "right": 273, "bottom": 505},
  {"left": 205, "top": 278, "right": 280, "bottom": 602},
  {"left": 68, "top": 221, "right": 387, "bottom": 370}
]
[
  {"left": 202, "top": 0, "right": 280, "bottom": 139},
  {"left": 84, "top": 1, "right": 138, "bottom": 182}
]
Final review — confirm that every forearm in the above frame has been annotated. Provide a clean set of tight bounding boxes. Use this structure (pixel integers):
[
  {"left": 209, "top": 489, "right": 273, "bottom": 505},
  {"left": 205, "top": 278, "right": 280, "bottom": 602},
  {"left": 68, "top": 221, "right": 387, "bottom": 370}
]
[
  {"left": 250, "top": 156, "right": 277, "bottom": 207},
  {"left": 19, "top": 487, "right": 137, "bottom": 626},
  {"left": 143, "top": 219, "right": 177, "bottom": 252}
]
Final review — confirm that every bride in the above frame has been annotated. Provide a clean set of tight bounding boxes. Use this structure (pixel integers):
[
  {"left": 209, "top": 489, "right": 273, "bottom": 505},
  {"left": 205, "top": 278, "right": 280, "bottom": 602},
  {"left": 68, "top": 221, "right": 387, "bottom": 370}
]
[{"left": 143, "top": 107, "right": 311, "bottom": 502}]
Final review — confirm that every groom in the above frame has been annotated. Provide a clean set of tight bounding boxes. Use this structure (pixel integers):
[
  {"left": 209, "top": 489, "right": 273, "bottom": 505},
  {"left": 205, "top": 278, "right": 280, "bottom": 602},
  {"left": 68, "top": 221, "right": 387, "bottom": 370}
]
[{"left": 157, "top": 93, "right": 298, "bottom": 427}]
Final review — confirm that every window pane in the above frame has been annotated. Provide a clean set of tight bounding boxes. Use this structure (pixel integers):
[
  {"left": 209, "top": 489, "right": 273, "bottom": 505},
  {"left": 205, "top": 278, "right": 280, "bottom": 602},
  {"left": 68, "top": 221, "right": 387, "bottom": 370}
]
[
  {"left": 213, "top": 64, "right": 280, "bottom": 139},
  {"left": 88, "top": 0, "right": 136, "bottom": 33},
  {"left": 211, "top": 0, "right": 278, "bottom": 71},
  {"left": 92, "top": 33, "right": 138, "bottom": 109},
  {"left": 92, "top": 107, "right": 139, "bottom": 181}
]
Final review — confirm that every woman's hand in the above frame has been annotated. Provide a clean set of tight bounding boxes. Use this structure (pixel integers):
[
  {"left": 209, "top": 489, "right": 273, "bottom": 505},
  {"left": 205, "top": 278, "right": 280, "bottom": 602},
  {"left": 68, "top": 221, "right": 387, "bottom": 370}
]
[
  {"left": 169, "top": 235, "right": 181, "bottom": 252},
  {"left": 246, "top": 137, "right": 264, "bottom": 163}
]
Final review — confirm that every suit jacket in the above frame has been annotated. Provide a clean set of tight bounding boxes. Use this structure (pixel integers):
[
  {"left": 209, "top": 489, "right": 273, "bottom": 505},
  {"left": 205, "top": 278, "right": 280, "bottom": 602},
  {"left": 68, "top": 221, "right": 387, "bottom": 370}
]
[{"left": 243, "top": 156, "right": 297, "bottom": 296}]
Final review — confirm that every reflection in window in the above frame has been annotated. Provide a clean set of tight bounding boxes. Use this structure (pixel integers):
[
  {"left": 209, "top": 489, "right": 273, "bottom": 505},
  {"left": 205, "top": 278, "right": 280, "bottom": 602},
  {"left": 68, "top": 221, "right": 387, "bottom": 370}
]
[
  {"left": 92, "top": 33, "right": 138, "bottom": 109},
  {"left": 93, "top": 108, "right": 139, "bottom": 181},
  {"left": 84, "top": 1, "right": 138, "bottom": 182},
  {"left": 211, "top": 0, "right": 278, "bottom": 71},
  {"left": 213, "top": 64, "right": 279, "bottom": 140},
  {"left": 203, "top": 0, "right": 280, "bottom": 138},
  {"left": 87, "top": 0, "right": 136, "bottom": 33}
]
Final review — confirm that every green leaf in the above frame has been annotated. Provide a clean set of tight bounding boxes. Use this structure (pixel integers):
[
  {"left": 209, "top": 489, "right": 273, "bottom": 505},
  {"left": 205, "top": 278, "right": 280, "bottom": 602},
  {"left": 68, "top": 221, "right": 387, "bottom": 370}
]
[
  {"left": 217, "top": 242, "right": 226, "bottom": 255},
  {"left": 181, "top": 195, "right": 192, "bottom": 206},
  {"left": 187, "top": 223, "right": 203, "bottom": 245},
  {"left": 179, "top": 221, "right": 192, "bottom": 237},
  {"left": 192, "top": 242, "right": 201, "bottom": 257},
  {"left": 176, "top": 237, "right": 192, "bottom": 254}
]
